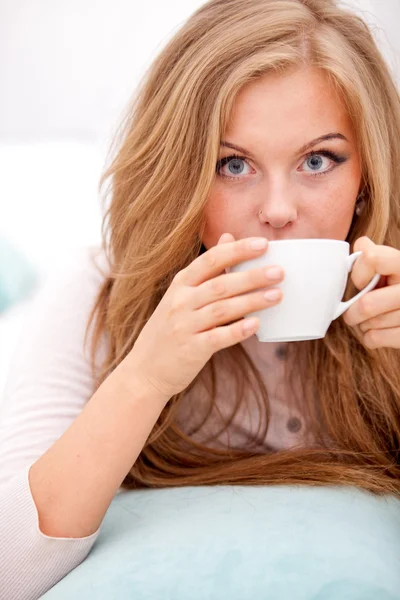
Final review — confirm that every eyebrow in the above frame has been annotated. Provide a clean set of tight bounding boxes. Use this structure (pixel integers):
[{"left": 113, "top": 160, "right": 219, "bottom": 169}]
[{"left": 220, "top": 133, "right": 349, "bottom": 158}]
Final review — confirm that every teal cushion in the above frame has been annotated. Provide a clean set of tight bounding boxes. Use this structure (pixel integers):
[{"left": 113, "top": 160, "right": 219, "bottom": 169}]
[
  {"left": 43, "top": 485, "right": 400, "bottom": 599},
  {"left": 0, "top": 238, "right": 37, "bottom": 313}
]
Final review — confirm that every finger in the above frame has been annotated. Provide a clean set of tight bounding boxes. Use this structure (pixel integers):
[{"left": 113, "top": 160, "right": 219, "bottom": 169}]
[
  {"left": 217, "top": 233, "right": 236, "bottom": 277},
  {"left": 180, "top": 236, "right": 268, "bottom": 287},
  {"left": 196, "top": 284, "right": 283, "bottom": 331},
  {"left": 218, "top": 233, "right": 235, "bottom": 277},
  {"left": 362, "top": 326, "right": 400, "bottom": 350},
  {"left": 343, "top": 283, "right": 400, "bottom": 327},
  {"left": 359, "top": 308, "right": 400, "bottom": 332},
  {"left": 352, "top": 237, "right": 400, "bottom": 288},
  {"left": 193, "top": 263, "right": 284, "bottom": 310},
  {"left": 197, "top": 314, "right": 261, "bottom": 351},
  {"left": 351, "top": 237, "right": 378, "bottom": 289}
]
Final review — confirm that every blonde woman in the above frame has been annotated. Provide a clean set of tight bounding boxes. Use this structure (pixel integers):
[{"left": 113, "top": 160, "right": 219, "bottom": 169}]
[{"left": 1, "top": 0, "right": 400, "bottom": 597}]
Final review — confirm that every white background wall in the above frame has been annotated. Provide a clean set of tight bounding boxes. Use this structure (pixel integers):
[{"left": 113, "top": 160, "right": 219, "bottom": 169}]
[
  {"left": 1, "top": 0, "right": 399, "bottom": 145},
  {"left": 0, "top": 0, "right": 205, "bottom": 144}
]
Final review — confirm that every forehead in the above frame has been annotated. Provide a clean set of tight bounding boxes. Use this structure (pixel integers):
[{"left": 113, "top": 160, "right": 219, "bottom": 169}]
[{"left": 224, "top": 67, "right": 355, "bottom": 148}]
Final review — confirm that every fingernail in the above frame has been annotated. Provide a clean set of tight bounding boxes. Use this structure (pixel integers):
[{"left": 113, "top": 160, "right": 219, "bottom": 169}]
[
  {"left": 243, "top": 317, "right": 259, "bottom": 333},
  {"left": 266, "top": 267, "right": 283, "bottom": 280},
  {"left": 264, "top": 289, "right": 281, "bottom": 301}
]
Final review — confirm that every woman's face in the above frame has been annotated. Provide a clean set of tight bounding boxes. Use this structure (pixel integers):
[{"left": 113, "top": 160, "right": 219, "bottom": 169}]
[{"left": 202, "top": 67, "right": 362, "bottom": 248}]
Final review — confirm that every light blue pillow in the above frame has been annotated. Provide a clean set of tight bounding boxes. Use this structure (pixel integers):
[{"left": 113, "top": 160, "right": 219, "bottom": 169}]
[
  {"left": 43, "top": 484, "right": 400, "bottom": 599},
  {"left": 0, "top": 238, "right": 37, "bottom": 313}
]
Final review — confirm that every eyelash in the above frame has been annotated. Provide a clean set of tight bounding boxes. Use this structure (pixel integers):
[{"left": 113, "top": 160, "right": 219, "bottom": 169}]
[{"left": 215, "top": 149, "right": 348, "bottom": 182}]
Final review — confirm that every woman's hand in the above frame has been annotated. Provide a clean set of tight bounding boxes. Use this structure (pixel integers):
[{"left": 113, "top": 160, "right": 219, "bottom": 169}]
[
  {"left": 343, "top": 236, "right": 400, "bottom": 349},
  {"left": 128, "top": 233, "right": 284, "bottom": 399}
]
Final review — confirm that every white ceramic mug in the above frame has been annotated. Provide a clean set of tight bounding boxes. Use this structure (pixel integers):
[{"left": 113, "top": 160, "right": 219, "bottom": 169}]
[{"left": 228, "top": 239, "right": 381, "bottom": 343}]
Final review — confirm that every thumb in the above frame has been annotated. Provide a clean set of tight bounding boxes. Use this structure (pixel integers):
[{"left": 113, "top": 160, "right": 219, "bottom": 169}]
[
  {"left": 217, "top": 233, "right": 235, "bottom": 275},
  {"left": 218, "top": 232, "right": 235, "bottom": 245}
]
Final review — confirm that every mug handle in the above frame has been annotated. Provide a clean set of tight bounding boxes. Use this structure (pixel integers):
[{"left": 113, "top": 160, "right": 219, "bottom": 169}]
[{"left": 332, "top": 251, "right": 381, "bottom": 320}]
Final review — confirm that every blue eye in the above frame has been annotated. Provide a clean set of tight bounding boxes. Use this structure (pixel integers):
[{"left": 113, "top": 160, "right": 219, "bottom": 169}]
[
  {"left": 306, "top": 155, "right": 324, "bottom": 170},
  {"left": 216, "top": 150, "right": 348, "bottom": 181},
  {"left": 302, "top": 154, "right": 331, "bottom": 174},
  {"left": 300, "top": 150, "right": 348, "bottom": 177},
  {"left": 226, "top": 158, "right": 246, "bottom": 175},
  {"left": 216, "top": 154, "right": 252, "bottom": 181}
]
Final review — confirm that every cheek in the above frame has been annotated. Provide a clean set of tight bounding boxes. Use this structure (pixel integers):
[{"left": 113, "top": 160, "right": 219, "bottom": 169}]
[
  {"left": 202, "top": 190, "right": 251, "bottom": 247},
  {"left": 305, "top": 181, "right": 357, "bottom": 237},
  {"left": 303, "top": 156, "right": 361, "bottom": 231}
]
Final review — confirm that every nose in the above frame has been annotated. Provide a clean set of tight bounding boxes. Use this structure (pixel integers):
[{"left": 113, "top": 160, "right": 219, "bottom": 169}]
[{"left": 258, "top": 182, "right": 297, "bottom": 229}]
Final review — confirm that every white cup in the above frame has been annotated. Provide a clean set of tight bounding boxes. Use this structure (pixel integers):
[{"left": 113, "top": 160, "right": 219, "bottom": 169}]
[{"left": 228, "top": 239, "right": 381, "bottom": 343}]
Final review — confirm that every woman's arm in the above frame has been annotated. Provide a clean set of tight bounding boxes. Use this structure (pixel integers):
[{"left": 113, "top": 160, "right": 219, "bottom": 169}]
[
  {"left": 29, "top": 356, "right": 169, "bottom": 538},
  {"left": 0, "top": 247, "right": 169, "bottom": 599}
]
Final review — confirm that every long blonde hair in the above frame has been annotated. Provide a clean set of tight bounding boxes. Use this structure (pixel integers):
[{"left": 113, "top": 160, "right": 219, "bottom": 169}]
[{"left": 87, "top": 0, "right": 400, "bottom": 495}]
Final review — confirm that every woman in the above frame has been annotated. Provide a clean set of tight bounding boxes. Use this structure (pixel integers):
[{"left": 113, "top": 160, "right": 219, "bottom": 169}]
[{"left": 1, "top": 0, "right": 400, "bottom": 598}]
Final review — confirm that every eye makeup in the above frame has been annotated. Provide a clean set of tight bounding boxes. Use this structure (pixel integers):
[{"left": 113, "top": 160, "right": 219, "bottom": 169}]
[{"left": 215, "top": 149, "right": 349, "bottom": 181}]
